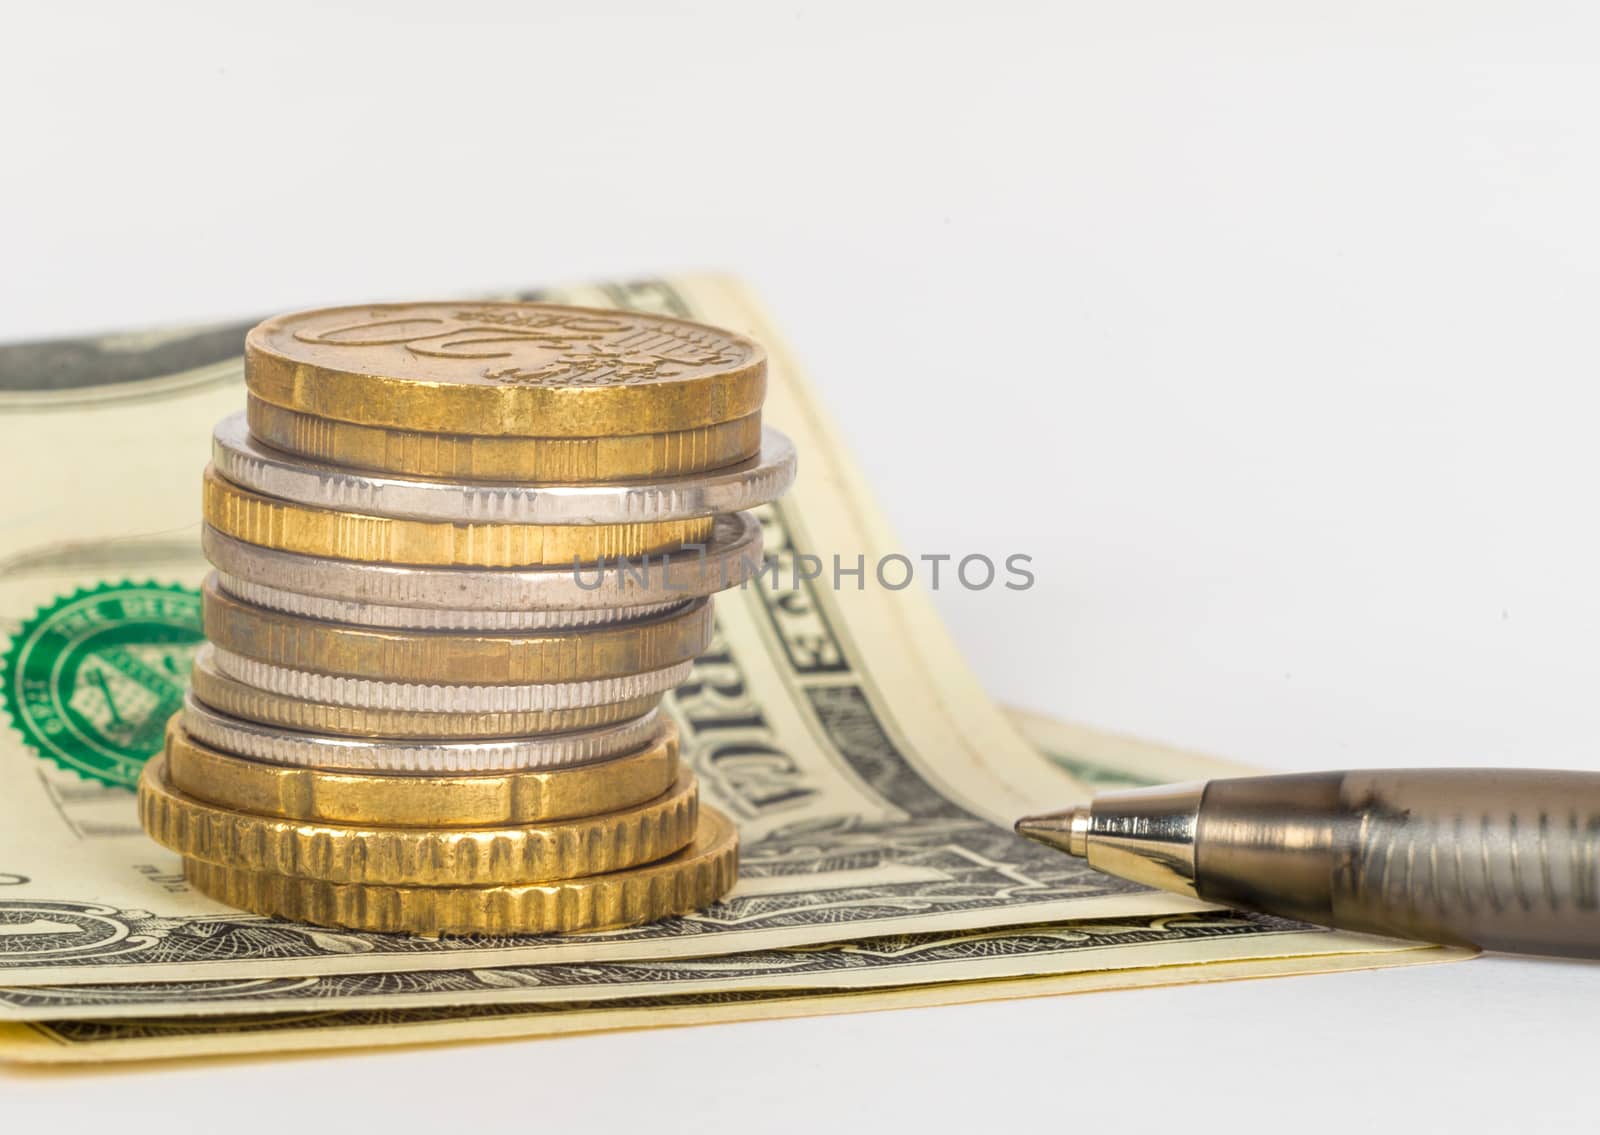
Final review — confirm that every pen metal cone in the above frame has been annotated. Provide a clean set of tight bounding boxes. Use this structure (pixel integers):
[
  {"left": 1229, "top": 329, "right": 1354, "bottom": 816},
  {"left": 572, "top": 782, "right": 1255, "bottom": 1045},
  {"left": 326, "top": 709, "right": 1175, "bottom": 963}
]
[{"left": 1014, "top": 809, "right": 1090, "bottom": 858}]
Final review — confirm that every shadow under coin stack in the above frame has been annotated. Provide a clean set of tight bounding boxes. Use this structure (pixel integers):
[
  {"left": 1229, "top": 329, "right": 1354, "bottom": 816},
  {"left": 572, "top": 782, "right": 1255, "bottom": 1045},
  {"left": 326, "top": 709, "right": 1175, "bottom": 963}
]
[{"left": 137, "top": 302, "right": 793, "bottom": 935}]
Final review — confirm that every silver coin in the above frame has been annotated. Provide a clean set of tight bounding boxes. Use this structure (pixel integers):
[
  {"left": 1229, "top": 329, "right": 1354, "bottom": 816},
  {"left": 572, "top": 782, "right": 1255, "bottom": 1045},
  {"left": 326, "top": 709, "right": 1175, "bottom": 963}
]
[
  {"left": 202, "top": 511, "right": 763, "bottom": 611},
  {"left": 206, "top": 645, "right": 693, "bottom": 713},
  {"left": 180, "top": 694, "right": 659, "bottom": 773},
  {"left": 213, "top": 412, "right": 796, "bottom": 524},
  {"left": 213, "top": 574, "right": 686, "bottom": 631},
  {"left": 189, "top": 645, "right": 662, "bottom": 738}
]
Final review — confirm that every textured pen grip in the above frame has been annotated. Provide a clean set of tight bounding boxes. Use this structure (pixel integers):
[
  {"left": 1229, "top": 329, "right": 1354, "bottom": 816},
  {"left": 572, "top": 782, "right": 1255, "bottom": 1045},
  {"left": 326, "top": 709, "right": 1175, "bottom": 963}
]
[{"left": 1195, "top": 769, "right": 1600, "bottom": 957}]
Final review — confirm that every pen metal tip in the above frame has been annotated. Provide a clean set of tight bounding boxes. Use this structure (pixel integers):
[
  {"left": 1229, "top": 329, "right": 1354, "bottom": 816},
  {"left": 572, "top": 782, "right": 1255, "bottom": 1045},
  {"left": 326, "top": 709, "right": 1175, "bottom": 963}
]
[{"left": 1013, "top": 807, "right": 1091, "bottom": 858}]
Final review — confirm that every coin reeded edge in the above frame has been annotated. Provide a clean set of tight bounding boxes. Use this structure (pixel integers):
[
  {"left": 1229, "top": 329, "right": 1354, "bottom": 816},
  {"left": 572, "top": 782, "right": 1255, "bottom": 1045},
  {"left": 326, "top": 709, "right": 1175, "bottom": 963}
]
[
  {"left": 212, "top": 574, "right": 687, "bottom": 631},
  {"left": 178, "top": 693, "right": 663, "bottom": 773},
  {"left": 205, "top": 647, "right": 694, "bottom": 712},
  {"left": 139, "top": 753, "right": 700, "bottom": 886},
  {"left": 215, "top": 412, "right": 794, "bottom": 524},
  {"left": 188, "top": 645, "right": 665, "bottom": 737},
  {"left": 179, "top": 807, "right": 740, "bottom": 935},
  {"left": 201, "top": 467, "right": 714, "bottom": 567},
  {"left": 200, "top": 512, "right": 763, "bottom": 611}
]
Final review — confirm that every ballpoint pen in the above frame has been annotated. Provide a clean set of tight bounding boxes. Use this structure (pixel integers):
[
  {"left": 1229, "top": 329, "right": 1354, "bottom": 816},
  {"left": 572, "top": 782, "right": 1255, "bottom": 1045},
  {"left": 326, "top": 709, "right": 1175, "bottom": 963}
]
[{"left": 1015, "top": 768, "right": 1600, "bottom": 958}]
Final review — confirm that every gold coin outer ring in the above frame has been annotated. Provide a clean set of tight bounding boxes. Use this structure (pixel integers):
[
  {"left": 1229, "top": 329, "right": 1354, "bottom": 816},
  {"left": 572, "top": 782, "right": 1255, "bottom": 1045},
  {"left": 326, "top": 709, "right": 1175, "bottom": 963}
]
[
  {"left": 139, "top": 752, "right": 700, "bottom": 887},
  {"left": 245, "top": 302, "right": 766, "bottom": 438},
  {"left": 203, "top": 645, "right": 692, "bottom": 714},
  {"left": 189, "top": 645, "right": 665, "bottom": 737},
  {"left": 202, "top": 467, "right": 712, "bottom": 567},
  {"left": 180, "top": 807, "right": 740, "bottom": 936},
  {"left": 212, "top": 412, "right": 796, "bottom": 526},
  {"left": 179, "top": 694, "right": 661, "bottom": 773},
  {"left": 163, "top": 717, "right": 680, "bottom": 827},
  {"left": 200, "top": 512, "right": 763, "bottom": 612},
  {"left": 247, "top": 395, "right": 764, "bottom": 485},
  {"left": 202, "top": 575, "right": 714, "bottom": 685}
]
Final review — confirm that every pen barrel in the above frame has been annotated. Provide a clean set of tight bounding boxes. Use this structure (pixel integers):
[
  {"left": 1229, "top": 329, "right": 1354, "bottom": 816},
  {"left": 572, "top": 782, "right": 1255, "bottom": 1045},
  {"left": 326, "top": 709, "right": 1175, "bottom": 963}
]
[{"left": 1194, "top": 769, "right": 1600, "bottom": 957}]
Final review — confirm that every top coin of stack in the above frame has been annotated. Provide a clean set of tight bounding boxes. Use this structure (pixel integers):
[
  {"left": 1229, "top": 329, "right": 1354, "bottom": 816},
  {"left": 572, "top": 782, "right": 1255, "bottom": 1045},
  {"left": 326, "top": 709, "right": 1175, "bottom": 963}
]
[{"left": 138, "top": 302, "right": 794, "bottom": 935}]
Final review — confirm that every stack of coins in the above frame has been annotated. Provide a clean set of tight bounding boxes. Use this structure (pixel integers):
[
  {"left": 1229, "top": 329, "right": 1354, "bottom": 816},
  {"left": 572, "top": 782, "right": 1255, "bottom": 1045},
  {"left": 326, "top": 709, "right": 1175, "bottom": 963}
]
[{"left": 137, "top": 302, "right": 793, "bottom": 935}]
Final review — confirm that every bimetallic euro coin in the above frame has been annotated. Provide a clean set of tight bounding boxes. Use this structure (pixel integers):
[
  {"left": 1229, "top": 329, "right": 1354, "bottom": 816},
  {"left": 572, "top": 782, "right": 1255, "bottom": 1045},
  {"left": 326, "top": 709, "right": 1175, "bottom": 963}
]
[
  {"left": 213, "top": 574, "right": 685, "bottom": 631},
  {"left": 179, "top": 806, "right": 740, "bottom": 935},
  {"left": 202, "top": 467, "right": 712, "bottom": 567},
  {"left": 213, "top": 413, "right": 794, "bottom": 524},
  {"left": 201, "top": 513, "right": 763, "bottom": 611},
  {"left": 201, "top": 575, "right": 713, "bottom": 685}
]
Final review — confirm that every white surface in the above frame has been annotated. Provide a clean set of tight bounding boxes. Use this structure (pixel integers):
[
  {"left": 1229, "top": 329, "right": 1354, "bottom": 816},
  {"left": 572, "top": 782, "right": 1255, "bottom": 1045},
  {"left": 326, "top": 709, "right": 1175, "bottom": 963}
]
[{"left": 6, "top": 2, "right": 1600, "bottom": 1130}]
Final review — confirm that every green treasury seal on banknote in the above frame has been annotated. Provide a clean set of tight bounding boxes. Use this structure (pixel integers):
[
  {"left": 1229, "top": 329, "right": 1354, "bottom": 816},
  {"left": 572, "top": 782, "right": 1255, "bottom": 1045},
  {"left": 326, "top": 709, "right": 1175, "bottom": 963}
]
[{"left": 1, "top": 582, "right": 203, "bottom": 789}]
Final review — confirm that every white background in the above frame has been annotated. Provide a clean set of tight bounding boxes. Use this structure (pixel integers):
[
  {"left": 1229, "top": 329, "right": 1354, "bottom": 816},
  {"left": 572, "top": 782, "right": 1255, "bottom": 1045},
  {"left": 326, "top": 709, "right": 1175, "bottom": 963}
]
[{"left": 5, "top": 1, "right": 1600, "bottom": 1130}]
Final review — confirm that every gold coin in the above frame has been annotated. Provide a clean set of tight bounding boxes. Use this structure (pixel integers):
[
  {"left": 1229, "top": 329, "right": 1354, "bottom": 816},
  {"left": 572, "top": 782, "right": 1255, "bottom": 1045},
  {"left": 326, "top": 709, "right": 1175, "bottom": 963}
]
[
  {"left": 202, "top": 467, "right": 712, "bottom": 566},
  {"left": 245, "top": 302, "right": 765, "bottom": 437},
  {"left": 164, "top": 718, "right": 679, "bottom": 827},
  {"left": 247, "top": 396, "right": 763, "bottom": 483},
  {"left": 139, "top": 754, "right": 699, "bottom": 886},
  {"left": 180, "top": 807, "right": 739, "bottom": 935},
  {"left": 201, "top": 577, "right": 713, "bottom": 684},
  {"left": 189, "top": 649, "right": 662, "bottom": 738}
]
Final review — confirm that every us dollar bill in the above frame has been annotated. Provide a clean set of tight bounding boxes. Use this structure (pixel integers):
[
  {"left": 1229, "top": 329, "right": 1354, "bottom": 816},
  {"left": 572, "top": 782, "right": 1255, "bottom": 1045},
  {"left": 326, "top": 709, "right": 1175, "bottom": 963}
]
[
  {"left": 0, "top": 939, "right": 1458, "bottom": 1064},
  {"left": 0, "top": 898, "right": 1442, "bottom": 1023},
  {"left": 0, "top": 909, "right": 1411, "bottom": 1021},
  {"left": 0, "top": 705, "right": 1443, "bottom": 1022},
  {"left": 0, "top": 706, "right": 1461, "bottom": 1060},
  {"left": 0, "top": 277, "right": 1464, "bottom": 1030}
]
